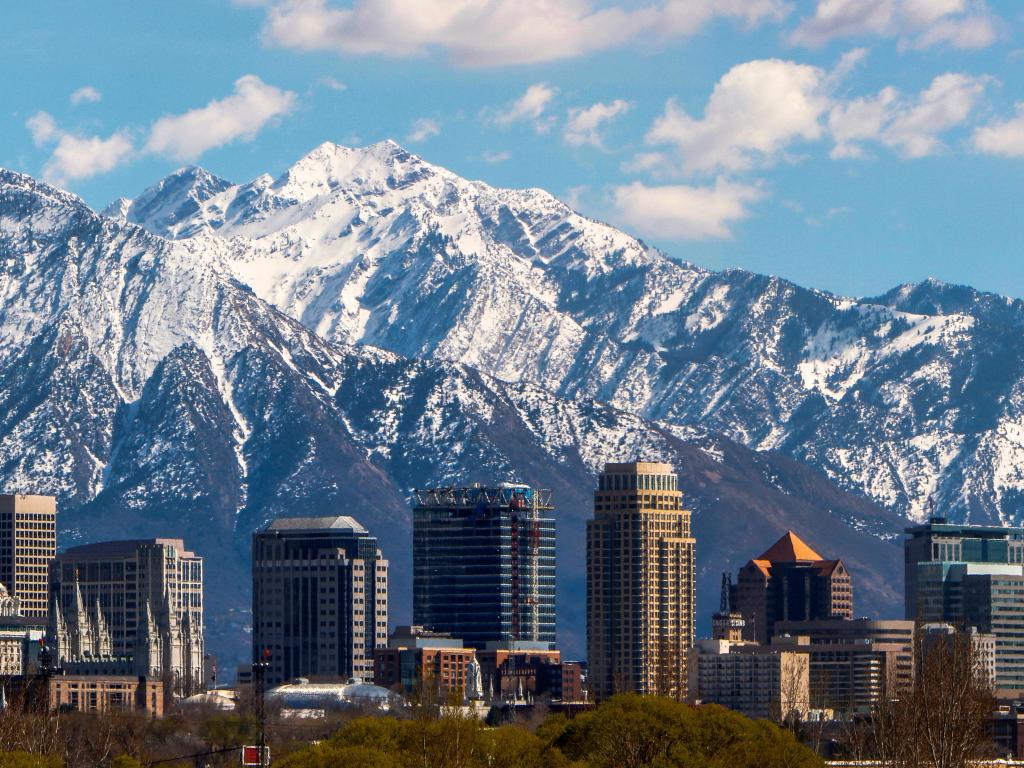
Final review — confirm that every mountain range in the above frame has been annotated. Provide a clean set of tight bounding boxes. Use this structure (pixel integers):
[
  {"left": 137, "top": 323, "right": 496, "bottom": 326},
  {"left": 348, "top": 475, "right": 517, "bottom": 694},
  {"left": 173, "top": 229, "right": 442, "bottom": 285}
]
[{"left": 6, "top": 140, "right": 1016, "bottom": 666}]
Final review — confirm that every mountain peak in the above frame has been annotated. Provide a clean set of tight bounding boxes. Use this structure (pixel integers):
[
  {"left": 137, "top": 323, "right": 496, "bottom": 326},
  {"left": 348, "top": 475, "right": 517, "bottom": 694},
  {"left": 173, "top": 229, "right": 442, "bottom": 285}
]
[
  {"left": 269, "top": 139, "right": 431, "bottom": 201},
  {"left": 116, "top": 165, "right": 233, "bottom": 238}
]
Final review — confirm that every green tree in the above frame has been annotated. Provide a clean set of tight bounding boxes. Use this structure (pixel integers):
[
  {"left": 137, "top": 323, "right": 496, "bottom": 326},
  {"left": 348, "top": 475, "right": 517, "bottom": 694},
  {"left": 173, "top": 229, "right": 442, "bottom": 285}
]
[{"left": 0, "top": 753, "right": 62, "bottom": 768}]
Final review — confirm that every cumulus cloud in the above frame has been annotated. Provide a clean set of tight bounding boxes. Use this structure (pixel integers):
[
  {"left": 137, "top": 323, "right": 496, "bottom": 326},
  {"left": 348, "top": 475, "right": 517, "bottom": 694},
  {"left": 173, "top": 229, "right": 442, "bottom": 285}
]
[
  {"left": 407, "top": 117, "right": 441, "bottom": 142},
  {"left": 259, "top": 0, "right": 788, "bottom": 68},
  {"left": 611, "top": 179, "right": 763, "bottom": 240},
  {"left": 482, "top": 150, "right": 511, "bottom": 163},
  {"left": 973, "top": 103, "right": 1024, "bottom": 157},
  {"left": 634, "top": 55, "right": 989, "bottom": 174},
  {"left": 70, "top": 86, "right": 102, "bottom": 105},
  {"left": 25, "top": 111, "right": 133, "bottom": 184},
  {"left": 146, "top": 74, "right": 296, "bottom": 161},
  {"left": 644, "top": 59, "right": 830, "bottom": 175},
  {"left": 791, "top": 0, "right": 999, "bottom": 50},
  {"left": 564, "top": 99, "right": 632, "bottom": 149},
  {"left": 489, "top": 83, "right": 557, "bottom": 133},
  {"left": 829, "top": 72, "right": 989, "bottom": 158}
]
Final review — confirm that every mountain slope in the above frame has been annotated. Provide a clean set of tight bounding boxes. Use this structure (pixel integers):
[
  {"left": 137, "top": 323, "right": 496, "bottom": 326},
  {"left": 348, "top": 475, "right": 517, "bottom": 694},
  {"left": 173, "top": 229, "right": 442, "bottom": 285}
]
[
  {"left": 112, "top": 141, "right": 1024, "bottom": 526},
  {"left": 0, "top": 168, "right": 906, "bottom": 667}
]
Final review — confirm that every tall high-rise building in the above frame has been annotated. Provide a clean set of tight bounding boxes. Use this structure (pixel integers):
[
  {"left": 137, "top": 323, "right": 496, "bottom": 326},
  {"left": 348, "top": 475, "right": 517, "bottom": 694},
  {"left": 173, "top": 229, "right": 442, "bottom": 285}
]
[
  {"left": 413, "top": 484, "right": 556, "bottom": 648},
  {"left": 0, "top": 494, "right": 56, "bottom": 619},
  {"left": 48, "top": 538, "right": 204, "bottom": 694},
  {"left": 587, "top": 461, "right": 695, "bottom": 700},
  {"left": 732, "top": 530, "right": 853, "bottom": 644},
  {"left": 252, "top": 516, "right": 388, "bottom": 686},
  {"left": 905, "top": 518, "right": 1024, "bottom": 694}
]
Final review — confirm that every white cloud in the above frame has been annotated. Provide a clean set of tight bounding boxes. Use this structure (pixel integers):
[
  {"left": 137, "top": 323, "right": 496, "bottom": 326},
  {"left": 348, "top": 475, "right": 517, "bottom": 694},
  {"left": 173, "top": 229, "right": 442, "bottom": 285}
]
[
  {"left": 621, "top": 152, "right": 672, "bottom": 176},
  {"left": 317, "top": 76, "right": 347, "bottom": 91},
  {"left": 146, "top": 75, "right": 296, "bottom": 161},
  {"left": 644, "top": 59, "right": 829, "bottom": 174},
  {"left": 490, "top": 83, "right": 557, "bottom": 133},
  {"left": 259, "top": 0, "right": 788, "bottom": 68},
  {"left": 564, "top": 99, "right": 631, "bottom": 149},
  {"left": 792, "top": 0, "right": 999, "bottom": 50},
  {"left": 829, "top": 72, "right": 989, "bottom": 158},
  {"left": 611, "top": 179, "right": 763, "bottom": 240},
  {"left": 482, "top": 150, "right": 511, "bottom": 163},
  {"left": 26, "top": 112, "right": 59, "bottom": 146},
  {"left": 973, "top": 103, "right": 1024, "bottom": 157},
  {"left": 828, "top": 87, "right": 899, "bottom": 158},
  {"left": 25, "top": 111, "right": 133, "bottom": 184},
  {"left": 407, "top": 117, "right": 440, "bottom": 142},
  {"left": 70, "top": 86, "right": 102, "bottom": 105}
]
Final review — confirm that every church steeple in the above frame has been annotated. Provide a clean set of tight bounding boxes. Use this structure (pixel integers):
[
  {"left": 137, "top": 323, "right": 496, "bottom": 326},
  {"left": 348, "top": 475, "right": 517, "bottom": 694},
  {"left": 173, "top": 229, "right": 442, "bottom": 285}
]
[
  {"left": 48, "top": 595, "right": 69, "bottom": 664},
  {"left": 91, "top": 598, "right": 112, "bottom": 658},
  {"left": 69, "top": 571, "right": 93, "bottom": 658},
  {"left": 134, "top": 600, "right": 162, "bottom": 676}
]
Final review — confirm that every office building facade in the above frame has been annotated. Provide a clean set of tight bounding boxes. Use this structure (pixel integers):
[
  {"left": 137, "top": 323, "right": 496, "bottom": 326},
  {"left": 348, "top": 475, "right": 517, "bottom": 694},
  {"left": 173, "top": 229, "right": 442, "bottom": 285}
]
[
  {"left": 689, "top": 636, "right": 810, "bottom": 722},
  {"left": 587, "top": 461, "right": 695, "bottom": 700},
  {"left": 49, "top": 539, "right": 204, "bottom": 695},
  {"left": 774, "top": 618, "right": 915, "bottom": 713},
  {"left": 413, "top": 484, "right": 555, "bottom": 647},
  {"left": 733, "top": 530, "right": 853, "bottom": 644},
  {"left": 905, "top": 519, "right": 1024, "bottom": 694},
  {"left": 252, "top": 516, "right": 388, "bottom": 686},
  {"left": 0, "top": 494, "right": 56, "bottom": 619}
]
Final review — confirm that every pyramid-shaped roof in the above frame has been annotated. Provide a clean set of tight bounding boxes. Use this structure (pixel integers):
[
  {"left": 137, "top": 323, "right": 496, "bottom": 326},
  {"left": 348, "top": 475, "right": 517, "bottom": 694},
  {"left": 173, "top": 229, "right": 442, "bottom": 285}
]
[{"left": 757, "top": 531, "right": 823, "bottom": 563}]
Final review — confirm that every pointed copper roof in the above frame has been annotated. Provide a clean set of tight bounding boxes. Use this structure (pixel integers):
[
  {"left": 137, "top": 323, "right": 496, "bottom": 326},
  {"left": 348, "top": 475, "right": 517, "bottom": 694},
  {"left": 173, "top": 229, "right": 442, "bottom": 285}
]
[{"left": 757, "top": 531, "right": 824, "bottom": 563}]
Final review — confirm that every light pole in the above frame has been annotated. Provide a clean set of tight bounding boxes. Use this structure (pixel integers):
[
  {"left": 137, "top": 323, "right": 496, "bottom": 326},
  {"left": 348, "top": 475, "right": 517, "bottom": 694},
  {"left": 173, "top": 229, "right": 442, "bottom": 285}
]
[{"left": 252, "top": 648, "right": 271, "bottom": 768}]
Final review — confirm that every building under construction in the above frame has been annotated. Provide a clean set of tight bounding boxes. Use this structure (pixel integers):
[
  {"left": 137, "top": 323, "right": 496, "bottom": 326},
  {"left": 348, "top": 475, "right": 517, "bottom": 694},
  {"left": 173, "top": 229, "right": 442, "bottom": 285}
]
[{"left": 413, "top": 484, "right": 556, "bottom": 649}]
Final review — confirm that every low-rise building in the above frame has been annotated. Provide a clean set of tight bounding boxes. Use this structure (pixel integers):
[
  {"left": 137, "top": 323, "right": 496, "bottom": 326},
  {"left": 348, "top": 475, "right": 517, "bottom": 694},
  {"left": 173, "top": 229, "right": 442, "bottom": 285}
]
[
  {"left": 49, "top": 674, "right": 164, "bottom": 717},
  {"left": 688, "top": 636, "right": 810, "bottom": 721},
  {"left": 477, "top": 640, "right": 562, "bottom": 701},
  {"left": 373, "top": 626, "right": 477, "bottom": 697},
  {"left": 0, "top": 580, "right": 46, "bottom": 675}
]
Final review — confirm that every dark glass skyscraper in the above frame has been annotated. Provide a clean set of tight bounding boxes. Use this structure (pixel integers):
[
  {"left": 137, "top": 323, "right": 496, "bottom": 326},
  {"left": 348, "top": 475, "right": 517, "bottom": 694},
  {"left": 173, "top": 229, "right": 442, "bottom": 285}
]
[{"left": 412, "top": 484, "right": 555, "bottom": 648}]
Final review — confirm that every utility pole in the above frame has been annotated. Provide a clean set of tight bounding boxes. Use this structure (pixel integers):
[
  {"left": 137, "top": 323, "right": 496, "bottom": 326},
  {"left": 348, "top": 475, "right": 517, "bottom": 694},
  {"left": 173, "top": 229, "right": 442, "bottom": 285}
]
[{"left": 252, "top": 648, "right": 271, "bottom": 768}]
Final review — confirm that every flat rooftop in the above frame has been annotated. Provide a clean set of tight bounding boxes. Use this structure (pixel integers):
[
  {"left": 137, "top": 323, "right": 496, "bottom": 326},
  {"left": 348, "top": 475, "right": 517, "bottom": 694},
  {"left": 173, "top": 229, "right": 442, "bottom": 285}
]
[
  {"left": 61, "top": 538, "right": 198, "bottom": 559},
  {"left": 265, "top": 516, "right": 367, "bottom": 534}
]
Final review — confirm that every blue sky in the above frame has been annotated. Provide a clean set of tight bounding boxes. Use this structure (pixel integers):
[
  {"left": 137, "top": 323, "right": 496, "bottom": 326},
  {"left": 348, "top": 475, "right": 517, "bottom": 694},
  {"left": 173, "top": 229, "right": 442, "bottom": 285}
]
[{"left": 2, "top": 1, "right": 1023, "bottom": 299}]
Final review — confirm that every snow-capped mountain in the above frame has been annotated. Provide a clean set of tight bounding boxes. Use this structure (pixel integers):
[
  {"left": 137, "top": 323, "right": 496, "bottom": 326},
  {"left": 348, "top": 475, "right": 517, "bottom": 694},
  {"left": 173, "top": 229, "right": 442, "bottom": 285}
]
[
  {"left": 1, "top": 167, "right": 905, "bottom": 666},
  {"left": 111, "top": 140, "right": 1024, "bottom": 527}
]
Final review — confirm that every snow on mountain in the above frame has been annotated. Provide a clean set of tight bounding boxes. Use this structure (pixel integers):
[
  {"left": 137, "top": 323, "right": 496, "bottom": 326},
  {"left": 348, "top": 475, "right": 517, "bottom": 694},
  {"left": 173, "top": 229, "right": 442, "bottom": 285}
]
[
  {"left": 114, "top": 141, "right": 1024, "bottom": 528},
  {"left": 1, "top": 167, "right": 906, "bottom": 666}
]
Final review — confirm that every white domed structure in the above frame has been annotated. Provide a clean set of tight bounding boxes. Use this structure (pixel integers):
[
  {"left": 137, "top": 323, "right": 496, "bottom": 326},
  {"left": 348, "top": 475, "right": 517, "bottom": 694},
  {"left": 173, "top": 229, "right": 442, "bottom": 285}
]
[
  {"left": 179, "top": 690, "right": 237, "bottom": 711},
  {"left": 267, "top": 677, "right": 399, "bottom": 712}
]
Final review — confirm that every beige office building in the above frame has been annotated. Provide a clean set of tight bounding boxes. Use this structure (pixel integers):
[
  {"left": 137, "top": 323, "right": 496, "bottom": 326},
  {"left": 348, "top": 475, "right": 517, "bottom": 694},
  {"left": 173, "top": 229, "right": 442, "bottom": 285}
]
[
  {"left": 587, "top": 461, "right": 695, "bottom": 700},
  {"left": 0, "top": 494, "right": 57, "bottom": 619},
  {"left": 689, "top": 636, "right": 811, "bottom": 721}
]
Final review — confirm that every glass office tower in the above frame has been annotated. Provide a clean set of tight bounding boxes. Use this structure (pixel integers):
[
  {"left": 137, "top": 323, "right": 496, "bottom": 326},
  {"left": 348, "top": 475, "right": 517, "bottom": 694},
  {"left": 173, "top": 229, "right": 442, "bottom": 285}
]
[
  {"left": 413, "top": 484, "right": 556, "bottom": 649},
  {"left": 905, "top": 518, "right": 1024, "bottom": 694}
]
